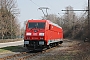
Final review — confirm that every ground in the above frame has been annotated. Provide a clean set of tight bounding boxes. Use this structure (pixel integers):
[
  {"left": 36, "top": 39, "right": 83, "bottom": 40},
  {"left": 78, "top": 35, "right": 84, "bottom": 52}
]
[
  {"left": 0, "top": 39, "right": 90, "bottom": 60},
  {"left": 29, "top": 39, "right": 90, "bottom": 60}
]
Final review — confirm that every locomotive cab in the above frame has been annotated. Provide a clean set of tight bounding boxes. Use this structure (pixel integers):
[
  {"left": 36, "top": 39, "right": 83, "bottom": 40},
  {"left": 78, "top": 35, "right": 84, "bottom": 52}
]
[{"left": 24, "top": 20, "right": 47, "bottom": 50}]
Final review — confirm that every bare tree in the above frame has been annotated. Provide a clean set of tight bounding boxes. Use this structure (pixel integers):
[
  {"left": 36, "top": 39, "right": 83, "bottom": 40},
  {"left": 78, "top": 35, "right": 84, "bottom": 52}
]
[
  {"left": 0, "top": 0, "right": 20, "bottom": 39},
  {"left": 62, "top": 6, "right": 89, "bottom": 40},
  {"left": 42, "top": 14, "right": 60, "bottom": 25}
]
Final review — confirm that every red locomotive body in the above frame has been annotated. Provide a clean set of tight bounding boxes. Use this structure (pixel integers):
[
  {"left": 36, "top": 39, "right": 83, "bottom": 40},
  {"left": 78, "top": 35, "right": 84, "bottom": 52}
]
[{"left": 24, "top": 20, "right": 63, "bottom": 50}]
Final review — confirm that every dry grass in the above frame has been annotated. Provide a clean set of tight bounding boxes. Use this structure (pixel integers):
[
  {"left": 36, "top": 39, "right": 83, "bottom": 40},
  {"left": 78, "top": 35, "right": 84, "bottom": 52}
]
[{"left": 0, "top": 46, "right": 25, "bottom": 54}]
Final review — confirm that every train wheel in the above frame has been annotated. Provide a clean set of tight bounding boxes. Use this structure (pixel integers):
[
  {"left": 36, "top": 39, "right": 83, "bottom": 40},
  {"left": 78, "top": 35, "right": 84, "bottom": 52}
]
[
  {"left": 59, "top": 41, "right": 63, "bottom": 44},
  {"left": 53, "top": 43, "right": 56, "bottom": 47},
  {"left": 47, "top": 44, "right": 52, "bottom": 49},
  {"left": 56, "top": 42, "right": 59, "bottom": 46}
]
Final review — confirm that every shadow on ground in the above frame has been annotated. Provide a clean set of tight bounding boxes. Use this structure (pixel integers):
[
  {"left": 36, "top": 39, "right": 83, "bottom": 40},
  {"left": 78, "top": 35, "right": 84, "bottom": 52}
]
[{"left": 0, "top": 45, "right": 28, "bottom": 54}]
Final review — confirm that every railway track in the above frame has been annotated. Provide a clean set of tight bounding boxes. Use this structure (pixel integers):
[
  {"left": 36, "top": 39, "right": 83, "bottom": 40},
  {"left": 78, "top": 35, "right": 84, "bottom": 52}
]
[
  {"left": 0, "top": 46, "right": 57, "bottom": 60},
  {"left": 0, "top": 51, "right": 42, "bottom": 60},
  {"left": 0, "top": 51, "right": 28, "bottom": 60}
]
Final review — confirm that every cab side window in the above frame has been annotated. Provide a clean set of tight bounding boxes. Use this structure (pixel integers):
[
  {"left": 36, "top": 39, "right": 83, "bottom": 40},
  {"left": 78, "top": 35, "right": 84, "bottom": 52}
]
[{"left": 49, "top": 25, "right": 51, "bottom": 30}]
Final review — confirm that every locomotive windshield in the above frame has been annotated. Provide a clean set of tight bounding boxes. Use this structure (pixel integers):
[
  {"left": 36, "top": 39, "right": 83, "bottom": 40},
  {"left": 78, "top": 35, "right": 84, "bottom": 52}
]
[{"left": 28, "top": 22, "right": 45, "bottom": 29}]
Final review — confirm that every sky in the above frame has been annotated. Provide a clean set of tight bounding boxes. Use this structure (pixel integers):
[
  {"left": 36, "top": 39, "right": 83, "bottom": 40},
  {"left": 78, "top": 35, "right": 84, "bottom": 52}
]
[{"left": 17, "top": 0, "right": 87, "bottom": 27}]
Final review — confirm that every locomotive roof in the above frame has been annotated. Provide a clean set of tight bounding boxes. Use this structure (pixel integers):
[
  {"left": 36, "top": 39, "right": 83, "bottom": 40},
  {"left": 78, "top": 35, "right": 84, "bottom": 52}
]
[
  {"left": 28, "top": 19, "right": 46, "bottom": 22},
  {"left": 47, "top": 20, "right": 62, "bottom": 29},
  {"left": 28, "top": 19, "right": 62, "bottom": 29}
]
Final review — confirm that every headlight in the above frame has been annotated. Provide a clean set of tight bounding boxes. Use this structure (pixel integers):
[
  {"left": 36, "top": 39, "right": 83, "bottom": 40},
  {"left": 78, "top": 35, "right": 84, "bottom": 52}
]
[
  {"left": 39, "top": 33, "right": 44, "bottom": 36},
  {"left": 39, "top": 41, "right": 44, "bottom": 45},
  {"left": 26, "top": 33, "right": 31, "bottom": 36},
  {"left": 24, "top": 41, "right": 29, "bottom": 44}
]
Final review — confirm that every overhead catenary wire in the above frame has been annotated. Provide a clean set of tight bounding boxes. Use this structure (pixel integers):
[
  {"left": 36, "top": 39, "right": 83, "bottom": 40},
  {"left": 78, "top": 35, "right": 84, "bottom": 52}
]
[
  {"left": 45, "top": 0, "right": 53, "bottom": 8},
  {"left": 44, "top": 0, "right": 56, "bottom": 14},
  {"left": 29, "top": 0, "right": 40, "bottom": 7}
]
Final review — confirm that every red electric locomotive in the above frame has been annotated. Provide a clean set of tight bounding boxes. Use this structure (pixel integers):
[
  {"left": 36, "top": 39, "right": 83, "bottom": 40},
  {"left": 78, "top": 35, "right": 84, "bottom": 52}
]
[{"left": 24, "top": 19, "right": 63, "bottom": 50}]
